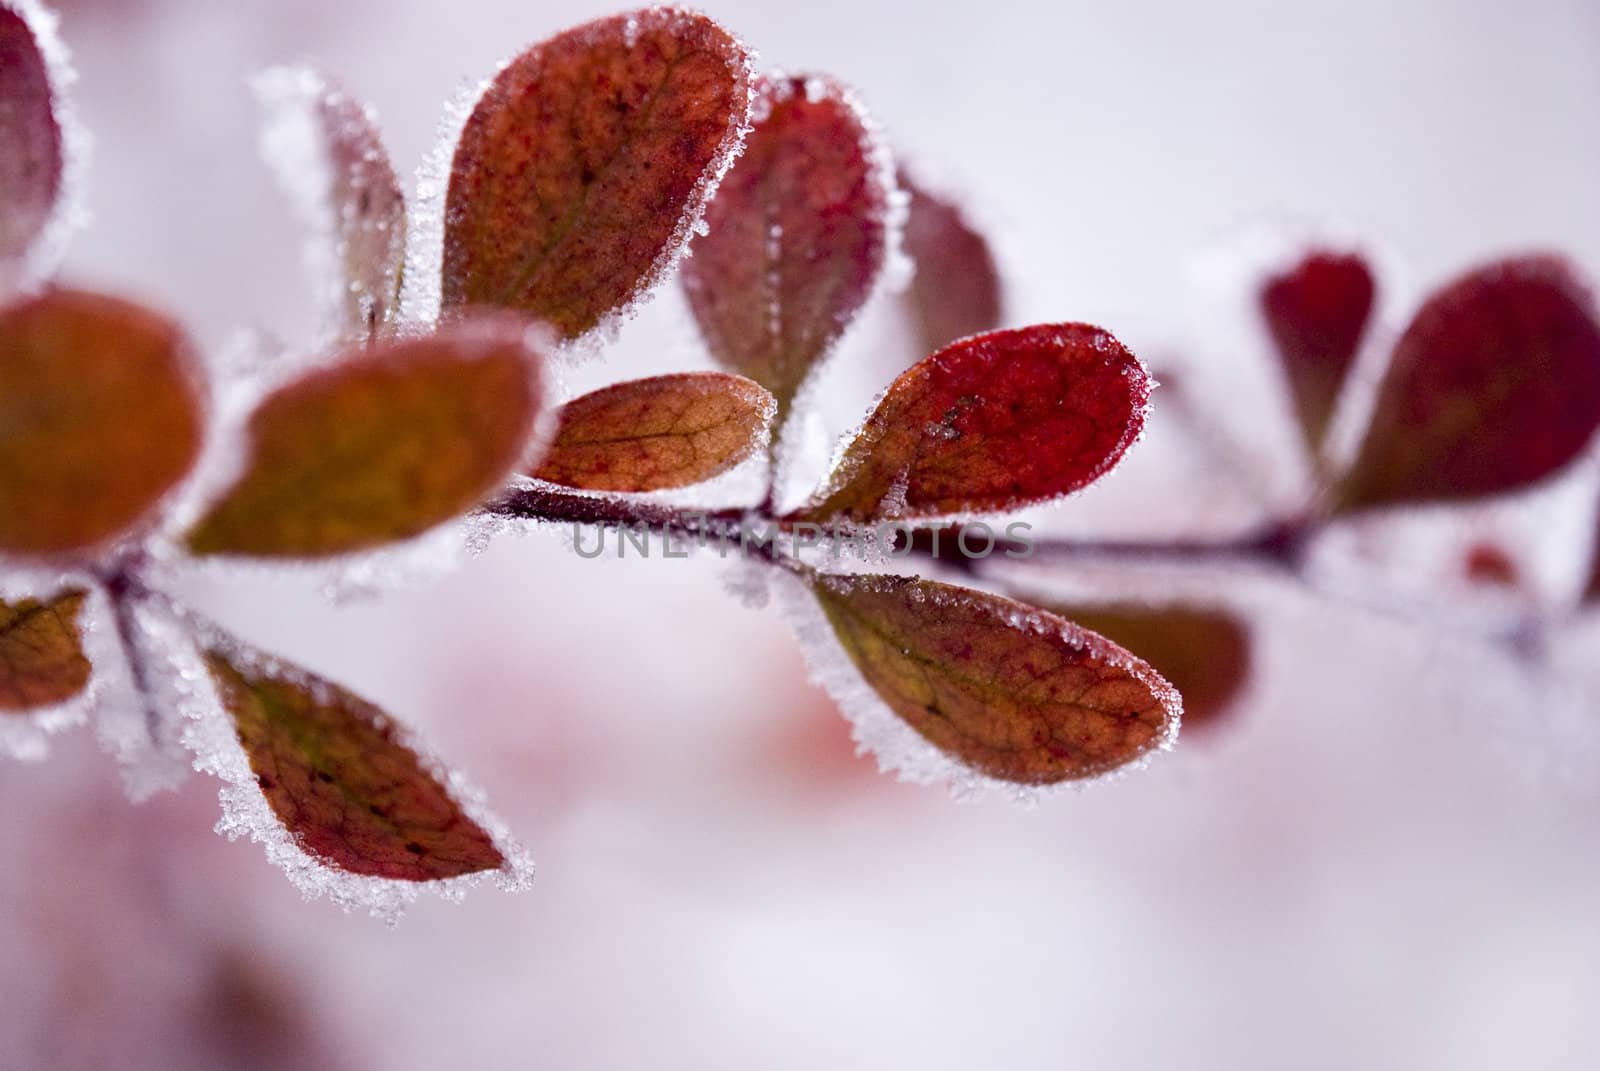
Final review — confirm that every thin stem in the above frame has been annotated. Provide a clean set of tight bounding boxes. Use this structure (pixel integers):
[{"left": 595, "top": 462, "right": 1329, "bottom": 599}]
[
  {"left": 487, "top": 485, "right": 1324, "bottom": 577},
  {"left": 485, "top": 486, "right": 793, "bottom": 567},
  {"left": 96, "top": 556, "right": 163, "bottom": 745}
]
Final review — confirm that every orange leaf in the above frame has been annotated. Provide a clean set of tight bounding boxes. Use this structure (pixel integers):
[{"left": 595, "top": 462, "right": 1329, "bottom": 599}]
[
  {"left": 532, "top": 372, "right": 773, "bottom": 492},
  {"left": 797, "top": 324, "right": 1151, "bottom": 524},
  {"left": 442, "top": 8, "right": 753, "bottom": 337},
  {"left": 810, "top": 573, "right": 1178, "bottom": 785},
  {"left": 1336, "top": 255, "right": 1600, "bottom": 511},
  {"left": 1040, "top": 602, "right": 1250, "bottom": 732},
  {"left": 0, "top": 588, "right": 91, "bottom": 712},
  {"left": 1259, "top": 249, "right": 1375, "bottom": 451},
  {"left": 186, "top": 316, "right": 544, "bottom": 558},
  {"left": 900, "top": 170, "right": 1003, "bottom": 355},
  {"left": 682, "top": 75, "right": 892, "bottom": 417},
  {"left": 203, "top": 646, "right": 505, "bottom": 881},
  {"left": 0, "top": 4, "right": 63, "bottom": 271},
  {"left": 0, "top": 288, "right": 205, "bottom": 555}
]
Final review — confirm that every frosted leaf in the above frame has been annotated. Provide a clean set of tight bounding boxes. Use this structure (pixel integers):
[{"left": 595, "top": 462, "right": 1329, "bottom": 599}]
[
  {"left": 777, "top": 571, "right": 1180, "bottom": 800},
  {"left": 0, "top": 569, "right": 102, "bottom": 760},
  {"left": 794, "top": 325, "right": 1152, "bottom": 526},
  {"left": 682, "top": 71, "right": 900, "bottom": 428},
  {"left": 0, "top": 0, "right": 88, "bottom": 296},
  {"left": 162, "top": 602, "right": 532, "bottom": 922},
  {"left": 438, "top": 9, "right": 757, "bottom": 345},
  {"left": 253, "top": 66, "right": 407, "bottom": 344}
]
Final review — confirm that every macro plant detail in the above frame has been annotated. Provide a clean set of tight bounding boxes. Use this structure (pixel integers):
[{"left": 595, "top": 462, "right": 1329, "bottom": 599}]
[{"left": 3, "top": 0, "right": 1600, "bottom": 925}]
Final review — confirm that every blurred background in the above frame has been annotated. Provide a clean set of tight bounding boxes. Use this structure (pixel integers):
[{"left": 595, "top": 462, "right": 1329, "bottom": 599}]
[{"left": 5, "top": 0, "right": 1600, "bottom": 1067}]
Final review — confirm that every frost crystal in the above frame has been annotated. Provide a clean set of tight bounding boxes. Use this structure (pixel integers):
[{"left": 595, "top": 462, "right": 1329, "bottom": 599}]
[{"left": 398, "top": 76, "right": 485, "bottom": 329}]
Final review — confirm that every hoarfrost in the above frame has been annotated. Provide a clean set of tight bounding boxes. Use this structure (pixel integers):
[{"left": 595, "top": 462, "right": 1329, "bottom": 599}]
[
  {"left": 94, "top": 592, "right": 205, "bottom": 799},
  {"left": 412, "top": 9, "right": 758, "bottom": 353},
  {"left": 0, "top": 569, "right": 102, "bottom": 761},
  {"left": 166, "top": 603, "right": 533, "bottom": 923},
  {"left": 775, "top": 571, "right": 1180, "bottom": 803},
  {"left": 252, "top": 67, "right": 340, "bottom": 336},
  {"left": 398, "top": 76, "right": 485, "bottom": 328}
]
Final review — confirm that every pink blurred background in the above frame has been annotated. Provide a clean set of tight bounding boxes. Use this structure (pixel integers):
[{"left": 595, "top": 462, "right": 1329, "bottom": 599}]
[{"left": 5, "top": 1, "right": 1600, "bottom": 1068}]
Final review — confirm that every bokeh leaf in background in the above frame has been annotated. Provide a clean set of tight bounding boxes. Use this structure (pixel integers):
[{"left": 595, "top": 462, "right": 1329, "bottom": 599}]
[
  {"left": 1335, "top": 256, "right": 1600, "bottom": 512},
  {"left": 899, "top": 169, "right": 1003, "bottom": 356},
  {"left": 0, "top": 3, "right": 63, "bottom": 273},
  {"left": 187, "top": 316, "right": 545, "bottom": 558},
  {"left": 1040, "top": 602, "right": 1250, "bottom": 731},
  {"left": 0, "top": 289, "right": 204, "bottom": 554},
  {"left": 1259, "top": 249, "right": 1375, "bottom": 453},
  {"left": 442, "top": 8, "right": 754, "bottom": 338}
]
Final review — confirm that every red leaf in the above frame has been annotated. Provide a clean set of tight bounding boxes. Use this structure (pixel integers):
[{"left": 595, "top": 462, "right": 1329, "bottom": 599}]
[
  {"left": 1335, "top": 256, "right": 1600, "bottom": 511},
  {"left": 442, "top": 8, "right": 753, "bottom": 338},
  {"left": 1582, "top": 527, "right": 1600, "bottom": 602},
  {"left": 1463, "top": 542, "right": 1521, "bottom": 589},
  {"left": 203, "top": 645, "right": 506, "bottom": 881},
  {"left": 796, "top": 324, "right": 1151, "bottom": 524},
  {"left": 0, "top": 587, "right": 91, "bottom": 712},
  {"left": 1259, "top": 250, "right": 1375, "bottom": 450},
  {"left": 532, "top": 372, "right": 773, "bottom": 492},
  {"left": 1040, "top": 602, "right": 1250, "bottom": 732},
  {"left": 186, "top": 316, "right": 544, "bottom": 558},
  {"left": 809, "top": 573, "right": 1178, "bottom": 785},
  {"left": 0, "top": 288, "right": 206, "bottom": 555},
  {"left": 258, "top": 68, "right": 406, "bottom": 341},
  {"left": 0, "top": 4, "right": 63, "bottom": 273},
  {"left": 900, "top": 169, "right": 1003, "bottom": 355},
  {"left": 682, "top": 74, "right": 892, "bottom": 417}
]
